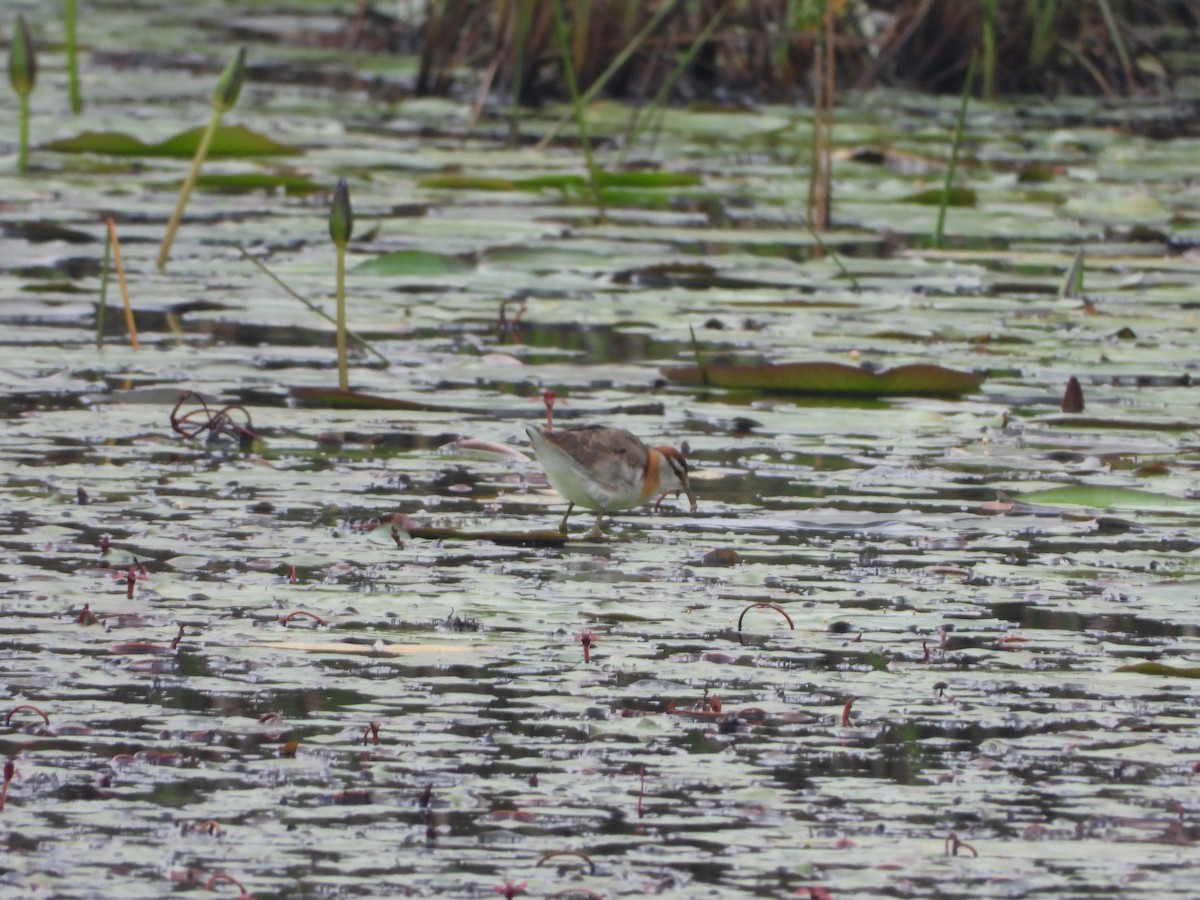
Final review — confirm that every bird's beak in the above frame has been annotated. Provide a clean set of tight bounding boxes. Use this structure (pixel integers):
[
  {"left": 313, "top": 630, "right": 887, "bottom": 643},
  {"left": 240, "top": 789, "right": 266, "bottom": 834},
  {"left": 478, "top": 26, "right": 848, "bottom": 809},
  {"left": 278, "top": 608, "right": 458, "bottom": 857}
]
[{"left": 684, "top": 483, "right": 698, "bottom": 513}]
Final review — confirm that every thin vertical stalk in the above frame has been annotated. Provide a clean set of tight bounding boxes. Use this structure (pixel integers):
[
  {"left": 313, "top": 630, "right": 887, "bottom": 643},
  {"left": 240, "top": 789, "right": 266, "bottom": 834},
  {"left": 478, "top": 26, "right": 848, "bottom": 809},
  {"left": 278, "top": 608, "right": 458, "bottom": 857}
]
[
  {"left": 157, "top": 48, "right": 245, "bottom": 271},
  {"left": 551, "top": 0, "right": 604, "bottom": 220},
  {"left": 335, "top": 244, "right": 348, "bottom": 389},
  {"left": 96, "top": 224, "right": 111, "bottom": 348},
  {"left": 979, "top": 0, "right": 997, "bottom": 100},
  {"left": 808, "top": 0, "right": 834, "bottom": 232},
  {"left": 156, "top": 112, "right": 220, "bottom": 270},
  {"left": 65, "top": 0, "right": 82, "bottom": 112},
  {"left": 620, "top": 3, "right": 728, "bottom": 163},
  {"left": 536, "top": 0, "right": 682, "bottom": 151},
  {"left": 935, "top": 54, "right": 976, "bottom": 249},
  {"left": 17, "top": 95, "right": 30, "bottom": 173},
  {"left": 107, "top": 218, "right": 138, "bottom": 350}
]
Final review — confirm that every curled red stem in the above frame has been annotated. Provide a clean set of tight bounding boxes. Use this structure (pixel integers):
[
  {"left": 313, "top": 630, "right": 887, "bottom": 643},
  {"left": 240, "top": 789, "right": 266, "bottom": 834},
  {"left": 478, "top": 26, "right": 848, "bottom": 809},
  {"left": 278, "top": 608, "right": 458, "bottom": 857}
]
[
  {"left": 944, "top": 832, "right": 978, "bottom": 857},
  {"left": 205, "top": 871, "right": 252, "bottom": 896},
  {"left": 278, "top": 610, "right": 328, "bottom": 627},
  {"left": 841, "top": 697, "right": 854, "bottom": 727},
  {"left": 5, "top": 705, "right": 49, "bottom": 727},
  {"left": 736, "top": 602, "right": 795, "bottom": 642},
  {"left": 536, "top": 850, "right": 596, "bottom": 874}
]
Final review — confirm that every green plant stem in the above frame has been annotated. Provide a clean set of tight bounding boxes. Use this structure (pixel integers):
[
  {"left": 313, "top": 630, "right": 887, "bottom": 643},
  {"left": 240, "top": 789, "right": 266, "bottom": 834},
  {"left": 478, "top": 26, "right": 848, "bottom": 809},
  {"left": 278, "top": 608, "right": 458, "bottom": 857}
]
[
  {"left": 536, "top": 0, "right": 682, "bottom": 151},
  {"left": 979, "top": 0, "right": 997, "bottom": 100},
  {"left": 689, "top": 324, "right": 709, "bottom": 387},
  {"left": 17, "top": 94, "right": 29, "bottom": 173},
  {"left": 805, "top": 224, "right": 860, "bottom": 292},
  {"left": 551, "top": 0, "right": 604, "bottom": 220},
  {"left": 620, "top": 3, "right": 728, "bottom": 163},
  {"left": 935, "top": 54, "right": 975, "bottom": 249},
  {"left": 1096, "top": 0, "right": 1135, "bottom": 93},
  {"left": 335, "top": 242, "right": 349, "bottom": 390},
  {"left": 235, "top": 245, "right": 387, "bottom": 365},
  {"left": 97, "top": 224, "right": 111, "bottom": 349},
  {"left": 157, "top": 107, "right": 223, "bottom": 271},
  {"left": 65, "top": 0, "right": 82, "bottom": 113}
]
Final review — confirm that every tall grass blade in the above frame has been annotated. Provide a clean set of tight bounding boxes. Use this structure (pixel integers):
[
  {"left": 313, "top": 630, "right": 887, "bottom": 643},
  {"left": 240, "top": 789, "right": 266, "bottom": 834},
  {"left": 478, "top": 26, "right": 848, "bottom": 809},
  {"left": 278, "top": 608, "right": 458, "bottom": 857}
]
[
  {"left": 979, "top": 0, "right": 997, "bottom": 99},
  {"left": 551, "top": 0, "right": 604, "bottom": 220},
  {"left": 620, "top": 2, "right": 728, "bottom": 163},
  {"left": 536, "top": 0, "right": 682, "bottom": 151},
  {"left": 1095, "top": 0, "right": 1135, "bottom": 93},
  {"left": 805, "top": 224, "right": 860, "bottom": 292},
  {"left": 65, "top": 0, "right": 82, "bottom": 112},
  {"left": 935, "top": 53, "right": 975, "bottom": 248}
]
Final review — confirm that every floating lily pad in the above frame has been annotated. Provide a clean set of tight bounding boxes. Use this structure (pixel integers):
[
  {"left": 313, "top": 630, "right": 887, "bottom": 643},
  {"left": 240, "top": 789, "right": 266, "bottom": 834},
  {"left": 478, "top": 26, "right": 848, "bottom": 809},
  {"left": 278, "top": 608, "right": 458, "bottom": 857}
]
[
  {"left": 1015, "top": 485, "right": 1198, "bottom": 511},
  {"left": 660, "top": 361, "right": 986, "bottom": 396},
  {"left": 900, "top": 186, "right": 978, "bottom": 206},
  {"left": 354, "top": 250, "right": 474, "bottom": 276},
  {"left": 44, "top": 124, "right": 303, "bottom": 158},
  {"left": 187, "top": 172, "right": 323, "bottom": 194},
  {"left": 1116, "top": 661, "right": 1200, "bottom": 678}
]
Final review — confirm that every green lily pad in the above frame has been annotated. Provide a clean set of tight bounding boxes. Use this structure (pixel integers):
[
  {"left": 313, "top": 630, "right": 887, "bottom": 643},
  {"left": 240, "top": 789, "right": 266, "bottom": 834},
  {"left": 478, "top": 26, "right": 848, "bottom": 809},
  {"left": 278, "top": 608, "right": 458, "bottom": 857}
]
[
  {"left": 1014, "top": 485, "right": 1198, "bottom": 511},
  {"left": 900, "top": 186, "right": 978, "bottom": 206},
  {"left": 185, "top": 172, "right": 322, "bottom": 194},
  {"left": 45, "top": 124, "right": 303, "bottom": 158},
  {"left": 1116, "top": 661, "right": 1200, "bottom": 678},
  {"left": 660, "top": 361, "right": 986, "bottom": 397},
  {"left": 354, "top": 250, "right": 474, "bottom": 276}
]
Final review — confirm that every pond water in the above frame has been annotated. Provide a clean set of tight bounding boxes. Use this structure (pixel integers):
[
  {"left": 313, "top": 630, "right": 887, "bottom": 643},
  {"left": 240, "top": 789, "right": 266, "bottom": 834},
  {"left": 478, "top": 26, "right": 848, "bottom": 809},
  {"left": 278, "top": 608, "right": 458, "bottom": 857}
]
[{"left": 1, "top": 2, "right": 1198, "bottom": 898}]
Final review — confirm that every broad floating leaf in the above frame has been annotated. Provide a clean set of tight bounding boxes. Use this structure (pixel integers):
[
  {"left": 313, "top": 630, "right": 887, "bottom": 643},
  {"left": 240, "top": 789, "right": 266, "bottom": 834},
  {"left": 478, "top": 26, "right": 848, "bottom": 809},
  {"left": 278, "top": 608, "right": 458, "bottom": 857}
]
[
  {"left": 354, "top": 250, "right": 473, "bottom": 276},
  {"left": 901, "top": 186, "right": 977, "bottom": 206},
  {"left": 184, "top": 172, "right": 322, "bottom": 194},
  {"left": 1116, "top": 661, "right": 1200, "bottom": 678},
  {"left": 1015, "top": 485, "right": 1198, "bottom": 511},
  {"left": 45, "top": 124, "right": 302, "bottom": 158},
  {"left": 660, "top": 361, "right": 986, "bottom": 397}
]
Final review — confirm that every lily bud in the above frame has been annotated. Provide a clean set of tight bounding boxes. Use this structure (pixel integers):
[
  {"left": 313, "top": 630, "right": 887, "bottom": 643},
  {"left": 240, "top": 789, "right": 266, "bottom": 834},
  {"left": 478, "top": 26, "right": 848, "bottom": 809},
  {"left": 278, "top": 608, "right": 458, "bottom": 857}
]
[
  {"left": 329, "top": 179, "right": 353, "bottom": 246},
  {"left": 212, "top": 47, "right": 246, "bottom": 112},
  {"left": 8, "top": 15, "right": 36, "bottom": 98}
]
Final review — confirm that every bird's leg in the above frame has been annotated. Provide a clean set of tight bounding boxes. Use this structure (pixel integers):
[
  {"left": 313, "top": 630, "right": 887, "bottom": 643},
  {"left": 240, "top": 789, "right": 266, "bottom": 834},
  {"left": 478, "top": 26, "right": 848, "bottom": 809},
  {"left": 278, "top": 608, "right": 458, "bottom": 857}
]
[
  {"left": 557, "top": 502, "right": 574, "bottom": 533},
  {"left": 584, "top": 510, "right": 609, "bottom": 542}
]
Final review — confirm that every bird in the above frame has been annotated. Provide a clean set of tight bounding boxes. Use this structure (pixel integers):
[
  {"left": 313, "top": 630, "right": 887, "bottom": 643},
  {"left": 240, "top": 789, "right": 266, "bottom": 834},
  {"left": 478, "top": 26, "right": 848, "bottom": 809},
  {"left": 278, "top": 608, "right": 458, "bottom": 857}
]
[{"left": 525, "top": 424, "right": 697, "bottom": 539}]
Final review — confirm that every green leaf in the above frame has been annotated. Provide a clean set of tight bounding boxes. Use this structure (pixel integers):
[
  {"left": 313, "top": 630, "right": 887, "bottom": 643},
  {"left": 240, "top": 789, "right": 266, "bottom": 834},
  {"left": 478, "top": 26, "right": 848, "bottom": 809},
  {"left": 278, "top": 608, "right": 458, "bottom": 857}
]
[
  {"left": 902, "top": 186, "right": 977, "bottom": 206},
  {"left": 659, "top": 361, "right": 986, "bottom": 397},
  {"left": 1014, "top": 485, "right": 1198, "bottom": 511},
  {"left": 1116, "top": 661, "right": 1200, "bottom": 678},
  {"left": 187, "top": 172, "right": 322, "bottom": 194},
  {"left": 354, "top": 250, "right": 473, "bottom": 276},
  {"left": 44, "top": 124, "right": 302, "bottom": 158}
]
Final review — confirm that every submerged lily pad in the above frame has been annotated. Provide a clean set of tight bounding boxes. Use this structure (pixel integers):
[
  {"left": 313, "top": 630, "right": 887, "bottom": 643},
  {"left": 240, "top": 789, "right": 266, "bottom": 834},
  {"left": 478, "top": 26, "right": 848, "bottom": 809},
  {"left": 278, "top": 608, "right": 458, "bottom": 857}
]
[
  {"left": 660, "top": 361, "right": 986, "bottom": 396},
  {"left": 45, "top": 124, "right": 303, "bottom": 157}
]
